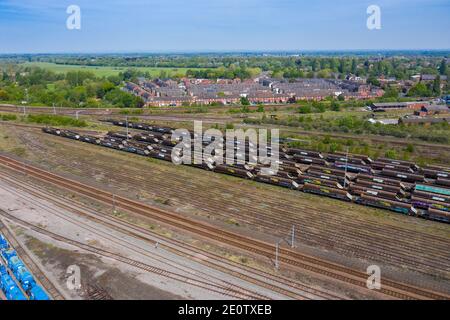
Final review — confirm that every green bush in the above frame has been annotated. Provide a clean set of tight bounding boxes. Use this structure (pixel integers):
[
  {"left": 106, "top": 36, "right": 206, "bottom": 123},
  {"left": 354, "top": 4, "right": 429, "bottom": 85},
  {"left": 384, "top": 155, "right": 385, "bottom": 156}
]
[{"left": 0, "top": 114, "right": 17, "bottom": 121}]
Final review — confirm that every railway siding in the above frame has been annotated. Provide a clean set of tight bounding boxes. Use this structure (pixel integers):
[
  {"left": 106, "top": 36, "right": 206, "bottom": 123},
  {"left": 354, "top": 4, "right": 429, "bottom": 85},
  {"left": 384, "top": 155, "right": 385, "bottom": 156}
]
[{"left": 1, "top": 154, "right": 449, "bottom": 300}]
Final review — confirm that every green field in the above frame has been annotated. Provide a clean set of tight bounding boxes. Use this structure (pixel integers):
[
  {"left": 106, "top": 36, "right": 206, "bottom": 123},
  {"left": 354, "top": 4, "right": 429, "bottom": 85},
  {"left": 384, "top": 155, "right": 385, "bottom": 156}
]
[{"left": 22, "top": 62, "right": 201, "bottom": 78}]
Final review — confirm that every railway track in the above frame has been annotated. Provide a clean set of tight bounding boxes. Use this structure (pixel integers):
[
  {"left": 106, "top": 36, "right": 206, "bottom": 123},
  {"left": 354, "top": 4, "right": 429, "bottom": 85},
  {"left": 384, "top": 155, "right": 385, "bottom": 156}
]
[
  {"left": 8, "top": 131, "right": 450, "bottom": 281},
  {"left": 0, "top": 211, "right": 267, "bottom": 300},
  {"left": 0, "top": 171, "right": 337, "bottom": 300},
  {"left": 30, "top": 137, "right": 445, "bottom": 276},
  {"left": 0, "top": 154, "right": 448, "bottom": 300},
  {"left": 95, "top": 168, "right": 450, "bottom": 273},
  {"left": 0, "top": 176, "right": 304, "bottom": 300}
]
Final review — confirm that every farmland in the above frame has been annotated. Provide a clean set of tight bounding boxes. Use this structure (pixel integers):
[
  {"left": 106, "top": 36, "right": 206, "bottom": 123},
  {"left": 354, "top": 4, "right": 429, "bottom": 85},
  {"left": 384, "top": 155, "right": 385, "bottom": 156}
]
[{"left": 20, "top": 62, "right": 202, "bottom": 78}]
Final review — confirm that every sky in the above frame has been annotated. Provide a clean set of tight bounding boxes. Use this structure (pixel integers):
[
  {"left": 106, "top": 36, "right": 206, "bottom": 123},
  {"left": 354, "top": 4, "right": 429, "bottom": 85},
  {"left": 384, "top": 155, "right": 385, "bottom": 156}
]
[{"left": 0, "top": 0, "right": 449, "bottom": 53}]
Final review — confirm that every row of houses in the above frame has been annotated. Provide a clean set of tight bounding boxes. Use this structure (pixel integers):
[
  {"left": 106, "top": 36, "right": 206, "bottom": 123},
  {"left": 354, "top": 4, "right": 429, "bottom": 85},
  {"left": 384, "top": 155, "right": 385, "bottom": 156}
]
[{"left": 125, "top": 77, "right": 385, "bottom": 107}]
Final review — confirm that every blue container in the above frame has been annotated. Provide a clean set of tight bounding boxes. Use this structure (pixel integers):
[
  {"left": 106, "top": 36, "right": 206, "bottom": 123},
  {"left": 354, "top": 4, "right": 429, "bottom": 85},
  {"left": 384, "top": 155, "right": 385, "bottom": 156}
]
[
  {"left": 8, "top": 256, "right": 24, "bottom": 274},
  {"left": 0, "top": 234, "right": 9, "bottom": 250},
  {"left": 16, "top": 267, "right": 36, "bottom": 292},
  {"left": 1, "top": 273, "right": 15, "bottom": 293},
  {"left": 1, "top": 274, "right": 27, "bottom": 300},
  {"left": 0, "top": 263, "right": 7, "bottom": 276},
  {"left": 28, "top": 285, "right": 50, "bottom": 300},
  {"left": 415, "top": 184, "right": 450, "bottom": 197},
  {"left": 1, "top": 248, "right": 17, "bottom": 261}
]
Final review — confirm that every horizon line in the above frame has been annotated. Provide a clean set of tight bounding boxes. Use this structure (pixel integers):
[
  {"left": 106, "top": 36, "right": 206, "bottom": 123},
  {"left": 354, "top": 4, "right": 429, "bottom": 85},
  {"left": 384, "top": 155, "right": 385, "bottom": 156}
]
[{"left": 1, "top": 49, "right": 450, "bottom": 56}]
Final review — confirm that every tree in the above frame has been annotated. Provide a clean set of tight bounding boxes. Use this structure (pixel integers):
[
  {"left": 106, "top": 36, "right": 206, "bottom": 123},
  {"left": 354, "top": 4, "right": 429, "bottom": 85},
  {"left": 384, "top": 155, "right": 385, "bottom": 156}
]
[
  {"left": 0, "top": 89, "right": 9, "bottom": 101},
  {"left": 407, "top": 83, "right": 432, "bottom": 97},
  {"left": 383, "top": 86, "right": 399, "bottom": 99},
  {"left": 439, "top": 59, "right": 447, "bottom": 76},
  {"left": 240, "top": 96, "right": 250, "bottom": 106},
  {"left": 330, "top": 100, "right": 341, "bottom": 111},
  {"left": 317, "top": 69, "right": 331, "bottom": 78},
  {"left": 367, "top": 76, "right": 380, "bottom": 86},
  {"left": 351, "top": 59, "right": 357, "bottom": 74},
  {"left": 338, "top": 60, "right": 346, "bottom": 74},
  {"left": 311, "top": 59, "right": 318, "bottom": 72},
  {"left": 298, "top": 105, "right": 312, "bottom": 114},
  {"left": 432, "top": 75, "right": 441, "bottom": 96}
]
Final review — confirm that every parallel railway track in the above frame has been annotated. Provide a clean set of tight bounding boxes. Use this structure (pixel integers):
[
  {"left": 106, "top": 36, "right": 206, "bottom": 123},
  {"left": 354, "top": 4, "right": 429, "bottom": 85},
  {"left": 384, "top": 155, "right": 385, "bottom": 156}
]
[
  {"left": 25, "top": 132, "right": 447, "bottom": 278},
  {"left": 0, "top": 211, "right": 268, "bottom": 300},
  {"left": 0, "top": 172, "right": 337, "bottom": 300},
  {"left": 0, "top": 154, "right": 449, "bottom": 300}
]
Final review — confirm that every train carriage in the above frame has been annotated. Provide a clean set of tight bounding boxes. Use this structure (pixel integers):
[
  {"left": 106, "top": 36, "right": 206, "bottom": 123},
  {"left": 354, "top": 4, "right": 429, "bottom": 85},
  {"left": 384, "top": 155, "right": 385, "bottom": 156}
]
[
  {"left": 325, "top": 154, "right": 367, "bottom": 166},
  {"left": 436, "top": 178, "right": 450, "bottom": 187},
  {"left": 7, "top": 256, "right": 24, "bottom": 274},
  {"left": 0, "top": 234, "right": 9, "bottom": 250},
  {"left": 353, "top": 179, "right": 405, "bottom": 195},
  {"left": 1, "top": 274, "right": 27, "bottom": 300},
  {"left": 1, "top": 249, "right": 16, "bottom": 261},
  {"left": 254, "top": 174, "right": 299, "bottom": 189},
  {"left": 28, "top": 285, "right": 50, "bottom": 301},
  {"left": 333, "top": 152, "right": 373, "bottom": 164},
  {"left": 357, "top": 174, "right": 406, "bottom": 189},
  {"left": 292, "top": 155, "right": 329, "bottom": 166},
  {"left": 415, "top": 184, "right": 450, "bottom": 196},
  {"left": 413, "top": 191, "right": 450, "bottom": 204},
  {"left": 303, "top": 183, "right": 353, "bottom": 202},
  {"left": 377, "top": 158, "right": 420, "bottom": 171},
  {"left": 421, "top": 208, "right": 450, "bottom": 224},
  {"left": 309, "top": 166, "right": 350, "bottom": 177},
  {"left": 306, "top": 170, "right": 349, "bottom": 186},
  {"left": 213, "top": 165, "right": 254, "bottom": 179},
  {"left": 357, "top": 195, "right": 417, "bottom": 215},
  {"left": 422, "top": 168, "right": 450, "bottom": 179},
  {"left": 283, "top": 148, "right": 323, "bottom": 159},
  {"left": 381, "top": 169, "right": 425, "bottom": 183},
  {"left": 411, "top": 196, "right": 450, "bottom": 212},
  {"left": 334, "top": 162, "right": 374, "bottom": 175},
  {"left": 16, "top": 267, "right": 36, "bottom": 292},
  {"left": 107, "top": 131, "right": 132, "bottom": 140},
  {"left": 371, "top": 161, "right": 414, "bottom": 173},
  {"left": 349, "top": 185, "right": 402, "bottom": 201},
  {"left": 296, "top": 175, "right": 343, "bottom": 189}
]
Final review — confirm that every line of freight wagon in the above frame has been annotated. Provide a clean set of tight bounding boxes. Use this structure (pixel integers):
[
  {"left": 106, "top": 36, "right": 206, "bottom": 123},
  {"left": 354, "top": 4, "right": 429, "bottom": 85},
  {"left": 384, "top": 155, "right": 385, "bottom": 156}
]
[
  {"left": 0, "top": 233, "right": 50, "bottom": 300},
  {"left": 41, "top": 127, "right": 450, "bottom": 224},
  {"left": 105, "top": 120, "right": 450, "bottom": 221}
]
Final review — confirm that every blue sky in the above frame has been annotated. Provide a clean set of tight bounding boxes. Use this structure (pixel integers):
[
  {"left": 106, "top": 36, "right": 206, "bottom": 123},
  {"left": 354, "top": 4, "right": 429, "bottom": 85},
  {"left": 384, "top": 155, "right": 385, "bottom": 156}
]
[{"left": 0, "top": 0, "right": 449, "bottom": 53}]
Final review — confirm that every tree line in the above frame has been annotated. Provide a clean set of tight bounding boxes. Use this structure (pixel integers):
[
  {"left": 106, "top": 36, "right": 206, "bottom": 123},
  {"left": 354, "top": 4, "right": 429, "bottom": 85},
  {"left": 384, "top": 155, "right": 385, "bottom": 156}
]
[{"left": 0, "top": 66, "right": 144, "bottom": 108}]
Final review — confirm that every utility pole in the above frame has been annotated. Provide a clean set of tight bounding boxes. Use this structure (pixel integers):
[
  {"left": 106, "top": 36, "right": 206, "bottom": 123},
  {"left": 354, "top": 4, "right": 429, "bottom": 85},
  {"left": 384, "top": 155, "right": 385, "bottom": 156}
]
[
  {"left": 291, "top": 225, "right": 295, "bottom": 248},
  {"left": 75, "top": 111, "right": 80, "bottom": 120},
  {"left": 112, "top": 194, "right": 116, "bottom": 213},
  {"left": 125, "top": 116, "right": 129, "bottom": 141},
  {"left": 343, "top": 146, "right": 349, "bottom": 189},
  {"left": 53, "top": 103, "right": 56, "bottom": 115}
]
